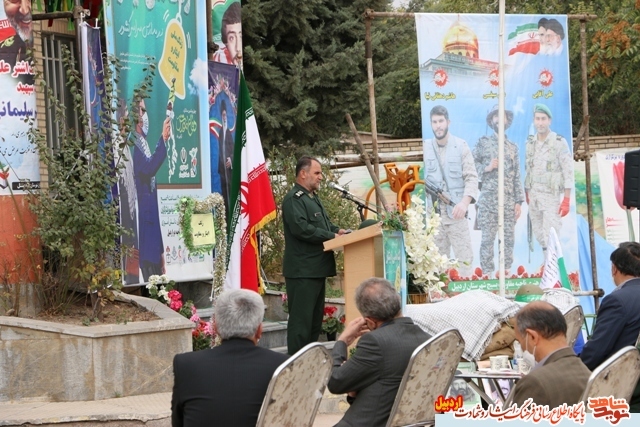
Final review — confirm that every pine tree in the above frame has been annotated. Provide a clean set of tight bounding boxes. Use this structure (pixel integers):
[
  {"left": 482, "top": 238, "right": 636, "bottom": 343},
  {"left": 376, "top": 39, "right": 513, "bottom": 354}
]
[{"left": 242, "top": 0, "right": 391, "bottom": 153}]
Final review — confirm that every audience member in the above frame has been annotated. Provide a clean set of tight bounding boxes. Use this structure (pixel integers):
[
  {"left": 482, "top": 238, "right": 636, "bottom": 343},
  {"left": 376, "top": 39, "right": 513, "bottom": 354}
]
[
  {"left": 581, "top": 241, "right": 640, "bottom": 411},
  {"left": 171, "top": 289, "right": 288, "bottom": 427},
  {"left": 511, "top": 301, "right": 590, "bottom": 408},
  {"left": 328, "top": 277, "right": 431, "bottom": 427}
]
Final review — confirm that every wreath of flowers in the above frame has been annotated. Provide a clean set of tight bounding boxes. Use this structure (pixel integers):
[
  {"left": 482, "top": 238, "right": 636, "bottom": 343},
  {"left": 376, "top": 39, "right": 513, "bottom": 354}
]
[{"left": 178, "top": 194, "right": 227, "bottom": 298}]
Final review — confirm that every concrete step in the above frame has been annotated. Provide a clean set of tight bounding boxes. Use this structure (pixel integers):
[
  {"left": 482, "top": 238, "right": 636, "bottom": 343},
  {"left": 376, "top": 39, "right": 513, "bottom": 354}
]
[{"left": 259, "top": 321, "right": 288, "bottom": 349}]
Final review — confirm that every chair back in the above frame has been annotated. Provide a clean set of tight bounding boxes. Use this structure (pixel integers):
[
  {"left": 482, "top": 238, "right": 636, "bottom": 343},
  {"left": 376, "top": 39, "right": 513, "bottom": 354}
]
[
  {"left": 563, "top": 305, "right": 584, "bottom": 347},
  {"left": 386, "top": 328, "right": 465, "bottom": 427},
  {"left": 580, "top": 346, "right": 640, "bottom": 408},
  {"left": 256, "top": 343, "right": 332, "bottom": 427}
]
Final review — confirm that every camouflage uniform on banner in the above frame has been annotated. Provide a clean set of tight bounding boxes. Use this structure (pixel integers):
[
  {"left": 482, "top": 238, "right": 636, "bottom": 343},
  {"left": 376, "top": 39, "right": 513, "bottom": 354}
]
[
  {"left": 524, "top": 104, "right": 573, "bottom": 253},
  {"left": 473, "top": 106, "right": 525, "bottom": 274},
  {"left": 423, "top": 106, "right": 479, "bottom": 277}
]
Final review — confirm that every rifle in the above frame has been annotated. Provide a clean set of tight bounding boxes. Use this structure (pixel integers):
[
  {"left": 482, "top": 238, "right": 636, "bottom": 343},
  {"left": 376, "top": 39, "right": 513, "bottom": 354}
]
[
  {"left": 527, "top": 212, "right": 533, "bottom": 263},
  {"left": 423, "top": 179, "right": 456, "bottom": 208}
]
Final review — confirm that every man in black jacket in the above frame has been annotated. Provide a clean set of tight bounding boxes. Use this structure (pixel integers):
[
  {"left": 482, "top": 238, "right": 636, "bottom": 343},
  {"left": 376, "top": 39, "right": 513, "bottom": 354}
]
[
  {"left": 171, "top": 289, "right": 288, "bottom": 427},
  {"left": 580, "top": 241, "right": 640, "bottom": 411}
]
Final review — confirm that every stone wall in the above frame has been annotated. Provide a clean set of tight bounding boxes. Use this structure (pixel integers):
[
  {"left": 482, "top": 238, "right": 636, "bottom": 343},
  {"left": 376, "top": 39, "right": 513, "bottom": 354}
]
[
  {"left": 0, "top": 294, "right": 193, "bottom": 402},
  {"left": 342, "top": 134, "right": 640, "bottom": 156}
]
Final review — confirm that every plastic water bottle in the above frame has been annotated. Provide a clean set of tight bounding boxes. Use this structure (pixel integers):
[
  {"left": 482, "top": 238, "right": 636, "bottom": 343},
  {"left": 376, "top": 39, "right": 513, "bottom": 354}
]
[{"left": 513, "top": 341, "right": 524, "bottom": 373}]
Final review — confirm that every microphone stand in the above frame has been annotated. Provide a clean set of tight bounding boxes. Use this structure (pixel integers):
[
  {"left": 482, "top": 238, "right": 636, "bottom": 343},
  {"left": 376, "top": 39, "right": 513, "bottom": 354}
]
[{"left": 338, "top": 190, "right": 378, "bottom": 222}]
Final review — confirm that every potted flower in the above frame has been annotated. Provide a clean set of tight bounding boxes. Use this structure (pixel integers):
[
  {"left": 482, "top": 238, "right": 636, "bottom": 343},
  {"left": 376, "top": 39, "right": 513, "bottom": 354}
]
[
  {"left": 322, "top": 306, "right": 345, "bottom": 341},
  {"left": 403, "top": 195, "right": 454, "bottom": 303},
  {"left": 147, "top": 275, "right": 215, "bottom": 350}
]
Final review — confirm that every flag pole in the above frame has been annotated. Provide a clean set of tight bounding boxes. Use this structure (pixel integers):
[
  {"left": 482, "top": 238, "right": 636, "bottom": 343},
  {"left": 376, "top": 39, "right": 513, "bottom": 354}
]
[{"left": 498, "top": 0, "right": 506, "bottom": 297}]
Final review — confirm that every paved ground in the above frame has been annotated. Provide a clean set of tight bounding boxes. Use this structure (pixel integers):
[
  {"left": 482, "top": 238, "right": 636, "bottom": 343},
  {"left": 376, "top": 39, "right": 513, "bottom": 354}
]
[{"left": 0, "top": 392, "right": 343, "bottom": 426}]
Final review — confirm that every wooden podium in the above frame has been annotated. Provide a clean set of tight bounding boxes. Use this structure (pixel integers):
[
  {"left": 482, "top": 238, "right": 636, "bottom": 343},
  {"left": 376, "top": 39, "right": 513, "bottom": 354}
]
[{"left": 323, "top": 223, "right": 384, "bottom": 326}]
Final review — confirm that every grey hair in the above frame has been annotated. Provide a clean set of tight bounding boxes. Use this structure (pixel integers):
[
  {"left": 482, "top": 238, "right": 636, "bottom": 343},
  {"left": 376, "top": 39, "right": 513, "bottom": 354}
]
[
  {"left": 214, "top": 289, "right": 264, "bottom": 340},
  {"left": 355, "top": 277, "right": 401, "bottom": 321},
  {"left": 515, "top": 301, "right": 566, "bottom": 339}
]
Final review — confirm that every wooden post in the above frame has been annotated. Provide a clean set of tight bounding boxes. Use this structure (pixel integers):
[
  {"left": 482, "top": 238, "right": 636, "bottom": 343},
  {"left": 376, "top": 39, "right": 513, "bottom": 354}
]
[
  {"left": 346, "top": 113, "right": 389, "bottom": 210},
  {"left": 580, "top": 18, "right": 600, "bottom": 310},
  {"left": 364, "top": 10, "right": 380, "bottom": 210}
]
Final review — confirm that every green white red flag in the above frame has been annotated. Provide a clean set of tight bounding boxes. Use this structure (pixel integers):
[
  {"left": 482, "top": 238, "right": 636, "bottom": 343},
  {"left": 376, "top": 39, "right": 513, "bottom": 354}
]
[
  {"left": 508, "top": 23, "right": 540, "bottom": 55},
  {"left": 224, "top": 72, "right": 276, "bottom": 292},
  {"left": 540, "top": 227, "right": 572, "bottom": 291}
]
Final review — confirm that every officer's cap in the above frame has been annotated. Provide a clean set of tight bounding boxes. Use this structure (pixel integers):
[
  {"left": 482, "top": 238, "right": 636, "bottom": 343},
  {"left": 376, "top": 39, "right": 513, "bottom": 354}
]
[
  {"left": 486, "top": 105, "right": 514, "bottom": 130},
  {"left": 533, "top": 103, "right": 552, "bottom": 118}
]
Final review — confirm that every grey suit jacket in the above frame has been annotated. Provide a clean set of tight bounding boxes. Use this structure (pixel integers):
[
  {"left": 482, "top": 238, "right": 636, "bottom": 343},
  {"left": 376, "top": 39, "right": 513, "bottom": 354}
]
[
  {"left": 512, "top": 347, "right": 591, "bottom": 408},
  {"left": 328, "top": 317, "right": 431, "bottom": 427}
]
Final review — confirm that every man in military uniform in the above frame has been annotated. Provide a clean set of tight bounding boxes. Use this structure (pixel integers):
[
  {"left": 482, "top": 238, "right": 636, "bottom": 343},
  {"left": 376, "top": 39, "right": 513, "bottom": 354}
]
[
  {"left": 524, "top": 104, "right": 573, "bottom": 257},
  {"left": 423, "top": 105, "right": 479, "bottom": 278},
  {"left": 473, "top": 105, "right": 525, "bottom": 274},
  {"left": 282, "top": 156, "right": 346, "bottom": 355}
]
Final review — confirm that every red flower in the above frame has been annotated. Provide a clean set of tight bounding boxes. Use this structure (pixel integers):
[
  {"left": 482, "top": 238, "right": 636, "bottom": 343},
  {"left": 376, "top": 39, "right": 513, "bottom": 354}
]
[
  {"left": 324, "top": 306, "right": 337, "bottom": 317},
  {"left": 167, "top": 289, "right": 182, "bottom": 302},
  {"left": 170, "top": 299, "right": 183, "bottom": 311},
  {"left": 474, "top": 267, "right": 483, "bottom": 277},
  {"left": 517, "top": 265, "right": 525, "bottom": 276}
]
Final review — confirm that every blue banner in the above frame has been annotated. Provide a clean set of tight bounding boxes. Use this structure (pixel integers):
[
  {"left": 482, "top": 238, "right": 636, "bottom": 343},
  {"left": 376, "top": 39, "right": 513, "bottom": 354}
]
[{"left": 416, "top": 14, "right": 578, "bottom": 292}]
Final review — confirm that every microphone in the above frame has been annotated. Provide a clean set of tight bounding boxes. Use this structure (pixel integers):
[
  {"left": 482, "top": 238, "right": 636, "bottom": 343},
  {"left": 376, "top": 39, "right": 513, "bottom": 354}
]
[{"left": 328, "top": 182, "right": 349, "bottom": 193}]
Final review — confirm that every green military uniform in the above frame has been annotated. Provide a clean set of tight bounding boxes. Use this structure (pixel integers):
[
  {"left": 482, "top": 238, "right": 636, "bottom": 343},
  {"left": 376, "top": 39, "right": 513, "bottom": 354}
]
[{"left": 282, "top": 183, "right": 340, "bottom": 355}]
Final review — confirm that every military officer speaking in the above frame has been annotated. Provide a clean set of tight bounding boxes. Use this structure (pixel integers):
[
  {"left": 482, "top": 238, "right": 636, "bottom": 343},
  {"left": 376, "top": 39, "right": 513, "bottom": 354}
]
[
  {"left": 282, "top": 156, "right": 347, "bottom": 355},
  {"left": 524, "top": 103, "right": 574, "bottom": 257}
]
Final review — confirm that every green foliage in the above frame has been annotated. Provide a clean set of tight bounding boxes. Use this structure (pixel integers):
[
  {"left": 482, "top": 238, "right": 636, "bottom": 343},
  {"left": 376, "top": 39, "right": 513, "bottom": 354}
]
[
  {"left": 260, "top": 148, "right": 361, "bottom": 280},
  {"left": 25, "top": 46, "right": 152, "bottom": 316},
  {"left": 242, "top": 0, "right": 390, "bottom": 151}
]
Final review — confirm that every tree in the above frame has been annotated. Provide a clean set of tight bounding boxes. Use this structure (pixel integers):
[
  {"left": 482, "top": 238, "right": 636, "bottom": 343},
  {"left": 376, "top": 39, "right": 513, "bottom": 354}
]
[{"left": 242, "top": 0, "right": 390, "bottom": 154}]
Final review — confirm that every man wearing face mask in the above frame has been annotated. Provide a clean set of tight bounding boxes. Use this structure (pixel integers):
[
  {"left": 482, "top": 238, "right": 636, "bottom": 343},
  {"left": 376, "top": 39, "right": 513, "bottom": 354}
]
[
  {"left": 511, "top": 301, "right": 590, "bottom": 408},
  {"left": 580, "top": 241, "right": 640, "bottom": 411},
  {"left": 133, "top": 98, "right": 170, "bottom": 281},
  {"left": 328, "top": 277, "right": 431, "bottom": 427}
]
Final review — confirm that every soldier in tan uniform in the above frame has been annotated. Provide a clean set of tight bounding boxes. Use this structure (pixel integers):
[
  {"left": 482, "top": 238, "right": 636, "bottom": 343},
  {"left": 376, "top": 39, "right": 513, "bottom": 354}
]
[
  {"left": 473, "top": 105, "right": 525, "bottom": 274},
  {"left": 423, "top": 105, "right": 479, "bottom": 277},
  {"left": 524, "top": 104, "right": 573, "bottom": 256}
]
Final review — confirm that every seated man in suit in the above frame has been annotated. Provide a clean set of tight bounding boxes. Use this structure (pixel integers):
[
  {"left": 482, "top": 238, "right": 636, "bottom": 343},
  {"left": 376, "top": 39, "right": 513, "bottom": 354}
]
[
  {"left": 511, "top": 301, "right": 590, "bottom": 408},
  {"left": 580, "top": 241, "right": 640, "bottom": 411},
  {"left": 328, "top": 277, "right": 431, "bottom": 427},
  {"left": 171, "top": 289, "right": 289, "bottom": 427}
]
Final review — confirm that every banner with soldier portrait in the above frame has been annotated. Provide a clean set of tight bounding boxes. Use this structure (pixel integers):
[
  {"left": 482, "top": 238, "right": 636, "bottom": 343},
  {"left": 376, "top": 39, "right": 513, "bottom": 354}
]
[
  {"left": 416, "top": 14, "right": 579, "bottom": 294},
  {"left": 104, "top": 0, "right": 212, "bottom": 284}
]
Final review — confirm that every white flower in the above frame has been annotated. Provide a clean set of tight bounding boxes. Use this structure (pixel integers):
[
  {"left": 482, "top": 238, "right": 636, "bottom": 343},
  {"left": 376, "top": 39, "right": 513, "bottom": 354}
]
[
  {"left": 403, "top": 195, "right": 455, "bottom": 292},
  {"left": 158, "top": 287, "right": 169, "bottom": 302}
]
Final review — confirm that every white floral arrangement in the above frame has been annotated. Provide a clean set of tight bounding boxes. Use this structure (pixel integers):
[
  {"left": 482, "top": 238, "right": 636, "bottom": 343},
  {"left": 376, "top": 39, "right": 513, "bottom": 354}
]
[{"left": 403, "top": 195, "right": 454, "bottom": 294}]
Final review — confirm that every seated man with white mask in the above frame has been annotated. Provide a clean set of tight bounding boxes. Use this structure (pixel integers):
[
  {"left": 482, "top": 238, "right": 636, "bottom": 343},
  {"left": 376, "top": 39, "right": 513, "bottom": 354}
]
[{"left": 511, "top": 301, "right": 590, "bottom": 408}]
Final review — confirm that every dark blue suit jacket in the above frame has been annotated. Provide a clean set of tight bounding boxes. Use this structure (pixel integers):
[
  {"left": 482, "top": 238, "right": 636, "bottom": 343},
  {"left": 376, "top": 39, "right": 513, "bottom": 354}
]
[
  {"left": 133, "top": 135, "right": 167, "bottom": 266},
  {"left": 171, "top": 338, "right": 289, "bottom": 427},
  {"left": 580, "top": 278, "right": 640, "bottom": 370}
]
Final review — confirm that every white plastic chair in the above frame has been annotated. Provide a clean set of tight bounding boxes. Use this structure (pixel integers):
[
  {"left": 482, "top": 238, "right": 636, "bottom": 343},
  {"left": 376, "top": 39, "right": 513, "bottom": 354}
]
[
  {"left": 579, "top": 346, "right": 640, "bottom": 408},
  {"left": 563, "top": 305, "right": 584, "bottom": 347},
  {"left": 386, "top": 328, "right": 466, "bottom": 427},
  {"left": 256, "top": 342, "right": 332, "bottom": 427}
]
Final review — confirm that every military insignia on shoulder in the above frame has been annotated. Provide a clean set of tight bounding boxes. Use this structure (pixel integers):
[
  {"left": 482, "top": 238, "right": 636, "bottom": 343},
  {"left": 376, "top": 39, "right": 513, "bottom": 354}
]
[{"left": 294, "top": 190, "right": 304, "bottom": 198}]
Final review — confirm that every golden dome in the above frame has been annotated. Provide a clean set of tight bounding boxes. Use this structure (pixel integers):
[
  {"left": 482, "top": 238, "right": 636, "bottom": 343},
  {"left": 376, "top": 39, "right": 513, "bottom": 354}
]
[{"left": 442, "top": 21, "right": 479, "bottom": 58}]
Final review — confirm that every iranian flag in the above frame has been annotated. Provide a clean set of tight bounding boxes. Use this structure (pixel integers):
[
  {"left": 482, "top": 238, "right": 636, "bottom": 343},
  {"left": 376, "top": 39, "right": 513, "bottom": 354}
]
[
  {"left": 224, "top": 72, "right": 276, "bottom": 293},
  {"left": 540, "top": 228, "right": 572, "bottom": 291},
  {"left": 508, "top": 23, "right": 540, "bottom": 56}
]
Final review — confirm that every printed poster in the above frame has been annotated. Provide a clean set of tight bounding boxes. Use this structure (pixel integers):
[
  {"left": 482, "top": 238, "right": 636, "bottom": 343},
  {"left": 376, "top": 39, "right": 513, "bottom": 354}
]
[
  {"left": 211, "top": 0, "right": 242, "bottom": 67},
  {"left": 0, "top": 0, "right": 37, "bottom": 193},
  {"left": 104, "top": 0, "right": 212, "bottom": 284},
  {"left": 595, "top": 150, "right": 640, "bottom": 246},
  {"left": 208, "top": 61, "right": 239, "bottom": 221},
  {"left": 416, "top": 14, "right": 579, "bottom": 294}
]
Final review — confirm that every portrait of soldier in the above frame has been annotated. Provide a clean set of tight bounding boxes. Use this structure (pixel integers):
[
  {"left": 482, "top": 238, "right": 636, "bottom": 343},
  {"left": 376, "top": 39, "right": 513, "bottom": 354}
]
[{"left": 473, "top": 105, "right": 525, "bottom": 274}]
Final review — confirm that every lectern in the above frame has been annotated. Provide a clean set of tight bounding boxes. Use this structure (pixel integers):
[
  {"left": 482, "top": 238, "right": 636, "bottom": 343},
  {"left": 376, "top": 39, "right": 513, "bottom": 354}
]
[{"left": 323, "top": 223, "right": 385, "bottom": 326}]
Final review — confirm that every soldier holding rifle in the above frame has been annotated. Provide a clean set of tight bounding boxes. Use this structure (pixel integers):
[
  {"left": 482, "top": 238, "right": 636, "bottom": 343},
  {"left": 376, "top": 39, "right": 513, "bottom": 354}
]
[{"left": 423, "top": 105, "right": 479, "bottom": 277}]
